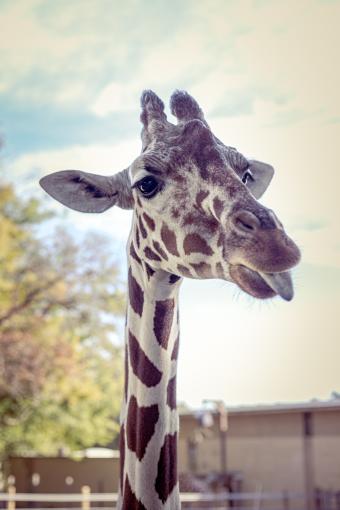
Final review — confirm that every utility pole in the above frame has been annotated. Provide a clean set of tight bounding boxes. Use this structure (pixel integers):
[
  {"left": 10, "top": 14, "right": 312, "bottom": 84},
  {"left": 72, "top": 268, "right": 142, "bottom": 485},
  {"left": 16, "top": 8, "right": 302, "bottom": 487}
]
[
  {"left": 203, "top": 399, "right": 229, "bottom": 506},
  {"left": 217, "top": 401, "right": 228, "bottom": 477}
]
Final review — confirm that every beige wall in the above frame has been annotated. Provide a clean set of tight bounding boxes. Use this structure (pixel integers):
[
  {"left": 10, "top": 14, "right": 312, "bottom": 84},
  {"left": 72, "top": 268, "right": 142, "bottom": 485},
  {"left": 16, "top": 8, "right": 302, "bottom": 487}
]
[
  {"left": 179, "top": 425, "right": 306, "bottom": 492},
  {"left": 228, "top": 437, "right": 305, "bottom": 493},
  {"left": 313, "top": 437, "right": 340, "bottom": 488},
  {"left": 7, "top": 406, "right": 340, "bottom": 503},
  {"left": 312, "top": 410, "right": 340, "bottom": 489},
  {"left": 8, "top": 457, "right": 120, "bottom": 493},
  {"left": 228, "top": 412, "right": 303, "bottom": 437},
  {"left": 179, "top": 407, "right": 340, "bottom": 497}
]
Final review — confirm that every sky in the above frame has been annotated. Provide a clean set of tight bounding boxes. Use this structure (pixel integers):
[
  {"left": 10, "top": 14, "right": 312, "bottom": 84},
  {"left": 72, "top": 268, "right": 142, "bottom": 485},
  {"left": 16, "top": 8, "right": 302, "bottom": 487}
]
[{"left": 1, "top": 0, "right": 339, "bottom": 408}]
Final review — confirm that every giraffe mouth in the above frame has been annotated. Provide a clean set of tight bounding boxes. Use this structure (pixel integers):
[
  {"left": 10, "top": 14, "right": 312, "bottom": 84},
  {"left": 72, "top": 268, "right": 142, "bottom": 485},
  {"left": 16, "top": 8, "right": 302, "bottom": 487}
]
[{"left": 230, "top": 264, "right": 294, "bottom": 301}]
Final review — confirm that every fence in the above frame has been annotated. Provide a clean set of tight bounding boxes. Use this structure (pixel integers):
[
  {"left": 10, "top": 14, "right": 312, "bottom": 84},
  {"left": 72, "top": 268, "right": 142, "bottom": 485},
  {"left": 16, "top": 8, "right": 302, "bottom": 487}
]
[
  {"left": 0, "top": 486, "right": 310, "bottom": 510},
  {"left": 1, "top": 487, "right": 340, "bottom": 510}
]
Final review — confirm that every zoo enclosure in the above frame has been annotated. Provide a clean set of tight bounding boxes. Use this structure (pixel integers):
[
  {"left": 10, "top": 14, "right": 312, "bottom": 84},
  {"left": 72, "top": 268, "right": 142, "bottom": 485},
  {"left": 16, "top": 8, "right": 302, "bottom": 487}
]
[{"left": 1, "top": 487, "right": 340, "bottom": 510}]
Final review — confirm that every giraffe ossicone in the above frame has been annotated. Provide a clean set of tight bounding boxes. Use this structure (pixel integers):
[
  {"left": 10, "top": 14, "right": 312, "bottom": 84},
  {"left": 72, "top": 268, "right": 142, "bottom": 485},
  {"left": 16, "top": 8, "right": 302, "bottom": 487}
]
[{"left": 40, "top": 89, "right": 300, "bottom": 509}]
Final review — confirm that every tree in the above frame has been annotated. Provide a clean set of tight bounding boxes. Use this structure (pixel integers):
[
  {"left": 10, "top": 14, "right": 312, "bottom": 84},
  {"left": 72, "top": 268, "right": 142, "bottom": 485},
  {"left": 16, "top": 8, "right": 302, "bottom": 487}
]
[{"left": 0, "top": 183, "right": 125, "bottom": 458}]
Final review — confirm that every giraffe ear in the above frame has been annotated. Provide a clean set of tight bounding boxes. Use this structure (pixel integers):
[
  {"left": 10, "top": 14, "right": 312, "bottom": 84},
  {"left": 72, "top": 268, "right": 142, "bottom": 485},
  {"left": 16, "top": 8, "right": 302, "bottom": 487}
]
[
  {"left": 39, "top": 168, "right": 133, "bottom": 212},
  {"left": 246, "top": 160, "right": 274, "bottom": 199}
]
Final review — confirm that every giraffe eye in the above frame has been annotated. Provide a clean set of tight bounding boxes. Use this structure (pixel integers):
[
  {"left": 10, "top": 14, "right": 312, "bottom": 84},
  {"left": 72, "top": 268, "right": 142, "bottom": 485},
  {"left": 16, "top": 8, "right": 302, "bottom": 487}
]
[
  {"left": 136, "top": 175, "right": 160, "bottom": 198},
  {"left": 242, "top": 170, "right": 254, "bottom": 184}
]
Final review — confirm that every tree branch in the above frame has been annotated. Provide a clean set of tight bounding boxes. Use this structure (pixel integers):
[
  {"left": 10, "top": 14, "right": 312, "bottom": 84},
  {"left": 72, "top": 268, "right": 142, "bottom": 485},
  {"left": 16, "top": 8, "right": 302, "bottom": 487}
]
[{"left": 0, "top": 277, "right": 61, "bottom": 325}]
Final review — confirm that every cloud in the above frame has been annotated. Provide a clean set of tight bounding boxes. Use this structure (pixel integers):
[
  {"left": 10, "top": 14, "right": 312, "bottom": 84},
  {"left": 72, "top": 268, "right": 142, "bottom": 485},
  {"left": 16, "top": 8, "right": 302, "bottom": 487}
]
[
  {"left": 187, "top": 0, "right": 340, "bottom": 125},
  {"left": 86, "top": 0, "right": 340, "bottom": 129},
  {"left": 293, "top": 223, "right": 340, "bottom": 269},
  {"left": 0, "top": 0, "right": 192, "bottom": 108},
  {"left": 291, "top": 219, "right": 328, "bottom": 232},
  {"left": 2, "top": 0, "right": 340, "bottom": 410},
  {"left": 91, "top": 82, "right": 140, "bottom": 117},
  {"left": 88, "top": 2, "right": 252, "bottom": 117},
  {"left": 5, "top": 139, "right": 139, "bottom": 238},
  {"left": 7, "top": 138, "right": 140, "bottom": 183},
  {"left": 2, "top": 0, "right": 340, "bottom": 268},
  {"left": 2, "top": 0, "right": 339, "bottom": 130}
]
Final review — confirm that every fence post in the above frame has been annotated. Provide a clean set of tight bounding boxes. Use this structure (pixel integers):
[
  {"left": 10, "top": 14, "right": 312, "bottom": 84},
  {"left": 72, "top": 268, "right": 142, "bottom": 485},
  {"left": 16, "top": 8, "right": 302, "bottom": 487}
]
[
  {"left": 7, "top": 484, "right": 16, "bottom": 510},
  {"left": 82, "top": 485, "right": 91, "bottom": 510},
  {"left": 335, "top": 491, "right": 340, "bottom": 510},
  {"left": 282, "top": 490, "right": 290, "bottom": 510}
]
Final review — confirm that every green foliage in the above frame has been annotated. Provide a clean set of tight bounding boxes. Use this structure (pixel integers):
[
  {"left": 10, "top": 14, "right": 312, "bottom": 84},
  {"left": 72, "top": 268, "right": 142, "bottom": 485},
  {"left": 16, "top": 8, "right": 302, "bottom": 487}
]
[{"left": 0, "top": 183, "right": 125, "bottom": 458}]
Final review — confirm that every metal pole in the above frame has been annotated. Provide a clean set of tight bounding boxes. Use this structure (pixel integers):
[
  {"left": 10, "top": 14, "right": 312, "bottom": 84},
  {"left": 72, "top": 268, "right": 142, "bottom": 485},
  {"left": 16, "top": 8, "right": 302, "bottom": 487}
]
[
  {"left": 217, "top": 402, "right": 228, "bottom": 509},
  {"left": 303, "top": 412, "right": 315, "bottom": 510},
  {"left": 202, "top": 399, "right": 229, "bottom": 507},
  {"left": 218, "top": 402, "right": 228, "bottom": 475}
]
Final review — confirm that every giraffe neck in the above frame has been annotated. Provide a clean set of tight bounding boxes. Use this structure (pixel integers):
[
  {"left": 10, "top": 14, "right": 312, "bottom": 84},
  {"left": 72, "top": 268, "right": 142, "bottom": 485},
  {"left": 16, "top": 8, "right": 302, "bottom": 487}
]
[{"left": 118, "top": 234, "right": 182, "bottom": 510}]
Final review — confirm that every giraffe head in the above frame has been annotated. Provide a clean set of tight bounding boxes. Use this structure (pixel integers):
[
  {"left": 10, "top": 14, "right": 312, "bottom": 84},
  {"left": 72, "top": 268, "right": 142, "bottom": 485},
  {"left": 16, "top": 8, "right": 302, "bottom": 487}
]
[{"left": 40, "top": 90, "right": 300, "bottom": 300}]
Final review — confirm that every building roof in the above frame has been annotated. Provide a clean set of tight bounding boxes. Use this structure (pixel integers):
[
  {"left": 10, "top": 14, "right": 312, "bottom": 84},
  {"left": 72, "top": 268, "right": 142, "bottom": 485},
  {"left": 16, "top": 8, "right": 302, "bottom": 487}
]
[
  {"left": 180, "top": 399, "right": 340, "bottom": 417},
  {"left": 227, "top": 399, "right": 340, "bottom": 415}
]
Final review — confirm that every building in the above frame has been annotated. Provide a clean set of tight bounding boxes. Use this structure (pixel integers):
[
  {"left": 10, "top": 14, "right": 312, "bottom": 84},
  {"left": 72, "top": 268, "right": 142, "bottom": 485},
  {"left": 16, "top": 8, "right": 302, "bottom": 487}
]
[
  {"left": 6, "top": 400, "right": 340, "bottom": 508},
  {"left": 179, "top": 399, "right": 340, "bottom": 508}
]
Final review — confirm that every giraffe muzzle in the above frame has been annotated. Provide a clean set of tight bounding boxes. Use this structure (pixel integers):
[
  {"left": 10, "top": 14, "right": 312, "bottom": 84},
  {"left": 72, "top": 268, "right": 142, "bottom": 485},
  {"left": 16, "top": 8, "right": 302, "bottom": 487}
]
[
  {"left": 257, "top": 270, "right": 294, "bottom": 301},
  {"left": 229, "top": 264, "right": 295, "bottom": 301}
]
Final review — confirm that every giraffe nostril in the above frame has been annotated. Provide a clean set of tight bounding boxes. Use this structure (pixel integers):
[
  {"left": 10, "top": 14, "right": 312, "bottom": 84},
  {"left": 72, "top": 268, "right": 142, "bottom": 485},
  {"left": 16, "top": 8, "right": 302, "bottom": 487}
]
[{"left": 232, "top": 210, "right": 260, "bottom": 234}]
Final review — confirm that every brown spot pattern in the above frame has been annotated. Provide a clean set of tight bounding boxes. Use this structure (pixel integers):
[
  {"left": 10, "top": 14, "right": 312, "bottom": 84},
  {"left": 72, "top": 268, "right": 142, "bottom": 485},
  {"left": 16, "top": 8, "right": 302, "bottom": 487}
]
[
  {"left": 217, "top": 233, "right": 224, "bottom": 247},
  {"left": 190, "top": 261, "right": 212, "bottom": 278},
  {"left": 143, "top": 212, "right": 155, "bottom": 231},
  {"left": 124, "top": 344, "right": 128, "bottom": 400},
  {"left": 135, "top": 228, "right": 140, "bottom": 248},
  {"left": 126, "top": 396, "right": 159, "bottom": 461},
  {"left": 183, "top": 233, "right": 213, "bottom": 256},
  {"left": 183, "top": 212, "right": 218, "bottom": 232},
  {"left": 122, "top": 475, "right": 147, "bottom": 510},
  {"left": 196, "top": 190, "right": 209, "bottom": 209},
  {"left": 213, "top": 196, "right": 224, "bottom": 219},
  {"left": 128, "top": 268, "right": 144, "bottom": 317},
  {"left": 155, "top": 433, "right": 178, "bottom": 503},
  {"left": 169, "top": 274, "right": 181, "bottom": 284},
  {"left": 152, "top": 240, "right": 169, "bottom": 261},
  {"left": 161, "top": 223, "right": 180, "bottom": 257},
  {"left": 216, "top": 262, "right": 224, "bottom": 278},
  {"left": 171, "top": 335, "right": 180, "bottom": 360},
  {"left": 130, "top": 242, "right": 141, "bottom": 265},
  {"left": 128, "top": 330, "right": 162, "bottom": 387},
  {"left": 167, "top": 376, "right": 176, "bottom": 410},
  {"left": 177, "top": 264, "right": 192, "bottom": 278},
  {"left": 144, "top": 246, "right": 162, "bottom": 262},
  {"left": 182, "top": 213, "right": 195, "bottom": 226},
  {"left": 171, "top": 208, "right": 180, "bottom": 219},
  {"left": 138, "top": 216, "right": 147, "bottom": 239},
  {"left": 194, "top": 144, "right": 225, "bottom": 182},
  {"left": 154, "top": 299, "right": 175, "bottom": 349},
  {"left": 145, "top": 262, "right": 155, "bottom": 279},
  {"left": 119, "top": 425, "right": 125, "bottom": 491}
]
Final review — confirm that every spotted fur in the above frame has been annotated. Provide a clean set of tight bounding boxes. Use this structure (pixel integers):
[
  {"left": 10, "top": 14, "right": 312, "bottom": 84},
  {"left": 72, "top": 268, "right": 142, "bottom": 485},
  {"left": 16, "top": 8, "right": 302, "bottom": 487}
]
[{"left": 40, "top": 89, "right": 300, "bottom": 510}]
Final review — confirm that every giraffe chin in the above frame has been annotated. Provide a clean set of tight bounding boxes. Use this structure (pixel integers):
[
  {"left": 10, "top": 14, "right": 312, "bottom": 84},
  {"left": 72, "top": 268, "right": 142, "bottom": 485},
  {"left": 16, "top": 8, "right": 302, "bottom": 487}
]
[{"left": 229, "top": 264, "right": 294, "bottom": 301}]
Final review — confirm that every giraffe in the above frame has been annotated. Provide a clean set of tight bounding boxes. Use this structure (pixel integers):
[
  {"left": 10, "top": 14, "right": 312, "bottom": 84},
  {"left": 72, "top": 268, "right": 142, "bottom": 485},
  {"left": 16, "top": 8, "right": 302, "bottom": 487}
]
[{"left": 40, "top": 90, "right": 300, "bottom": 510}]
